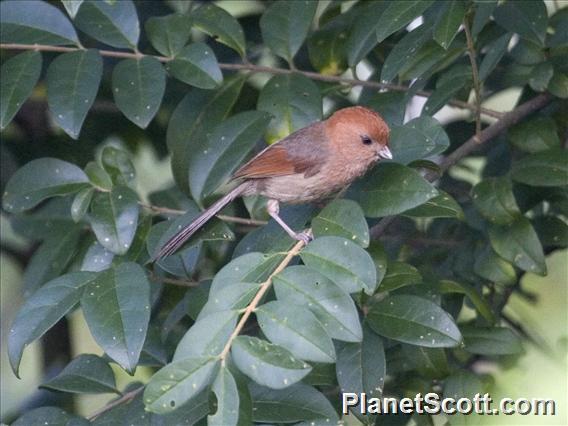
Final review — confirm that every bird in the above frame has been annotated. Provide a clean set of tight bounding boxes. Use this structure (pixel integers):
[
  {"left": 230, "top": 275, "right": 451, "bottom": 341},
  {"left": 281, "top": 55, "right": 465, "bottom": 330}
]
[{"left": 154, "top": 106, "right": 391, "bottom": 260}]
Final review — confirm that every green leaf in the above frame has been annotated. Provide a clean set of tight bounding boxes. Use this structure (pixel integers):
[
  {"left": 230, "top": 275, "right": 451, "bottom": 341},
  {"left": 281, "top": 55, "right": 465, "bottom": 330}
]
[
  {"left": 435, "top": 280, "right": 496, "bottom": 324},
  {"left": 494, "top": 0, "right": 548, "bottom": 46},
  {"left": 173, "top": 310, "right": 238, "bottom": 360},
  {"left": 62, "top": 0, "right": 83, "bottom": 18},
  {"left": 359, "top": 90, "right": 407, "bottom": 127},
  {"left": 433, "top": 0, "right": 466, "bottom": 49},
  {"left": 402, "top": 344, "right": 449, "bottom": 378},
  {"left": 232, "top": 336, "right": 312, "bottom": 389},
  {"left": 346, "top": 1, "right": 389, "bottom": 66},
  {"left": 472, "top": 1, "right": 497, "bottom": 36},
  {"left": 75, "top": 0, "right": 139, "bottom": 49},
  {"left": 112, "top": 57, "right": 166, "bottom": 129},
  {"left": 13, "top": 407, "right": 89, "bottom": 426},
  {"left": 192, "top": 3, "right": 246, "bottom": 58},
  {"left": 85, "top": 162, "right": 113, "bottom": 191},
  {"left": 209, "top": 366, "right": 240, "bottom": 426},
  {"left": 472, "top": 177, "right": 521, "bottom": 225},
  {"left": 89, "top": 186, "right": 139, "bottom": 255},
  {"left": 71, "top": 187, "right": 94, "bottom": 223},
  {"left": 348, "top": 163, "right": 439, "bottom": 218},
  {"left": 336, "top": 326, "right": 386, "bottom": 409},
  {"left": 422, "top": 65, "right": 471, "bottom": 115},
  {"left": 511, "top": 148, "right": 568, "bottom": 187},
  {"left": 381, "top": 24, "right": 432, "bottom": 82},
  {"left": 368, "top": 242, "right": 388, "bottom": 289},
  {"left": 188, "top": 110, "right": 271, "bottom": 202},
  {"left": 389, "top": 116, "right": 450, "bottom": 165},
  {"left": 273, "top": 266, "right": 363, "bottom": 342},
  {"left": 167, "top": 75, "right": 246, "bottom": 194},
  {"left": 489, "top": 217, "right": 547, "bottom": 275},
  {"left": 0, "top": 51, "right": 42, "bottom": 130},
  {"left": 312, "top": 200, "right": 369, "bottom": 247},
  {"left": 8, "top": 272, "right": 97, "bottom": 376},
  {"left": 257, "top": 73, "right": 322, "bottom": 143},
  {"left": 3, "top": 158, "right": 89, "bottom": 213},
  {"left": 533, "top": 216, "right": 568, "bottom": 248},
  {"left": 81, "top": 262, "right": 151, "bottom": 373},
  {"left": 404, "top": 190, "right": 464, "bottom": 219},
  {"left": 474, "top": 245, "right": 517, "bottom": 286},
  {"left": 443, "top": 371, "right": 485, "bottom": 425},
  {"left": 260, "top": 0, "right": 317, "bottom": 63},
  {"left": 300, "top": 236, "right": 377, "bottom": 295},
  {"left": 41, "top": 354, "right": 118, "bottom": 394},
  {"left": 256, "top": 301, "right": 336, "bottom": 363},
  {"left": 529, "top": 62, "right": 554, "bottom": 92},
  {"left": 167, "top": 42, "right": 223, "bottom": 89},
  {"left": 145, "top": 13, "right": 192, "bottom": 57},
  {"left": 462, "top": 326, "right": 523, "bottom": 355},
  {"left": 379, "top": 261, "right": 422, "bottom": 292},
  {"left": 81, "top": 242, "right": 114, "bottom": 273},
  {"left": 548, "top": 71, "right": 568, "bottom": 98},
  {"left": 375, "top": 1, "right": 435, "bottom": 44},
  {"left": 199, "top": 283, "right": 260, "bottom": 319},
  {"left": 144, "top": 357, "right": 219, "bottom": 414},
  {"left": 509, "top": 117, "right": 560, "bottom": 153},
  {"left": 100, "top": 146, "right": 136, "bottom": 188},
  {"left": 479, "top": 33, "right": 513, "bottom": 81},
  {"left": 0, "top": 0, "right": 79, "bottom": 45},
  {"left": 46, "top": 49, "right": 103, "bottom": 139},
  {"left": 250, "top": 382, "right": 339, "bottom": 424},
  {"left": 367, "top": 295, "right": 462, "bottom": 347}
]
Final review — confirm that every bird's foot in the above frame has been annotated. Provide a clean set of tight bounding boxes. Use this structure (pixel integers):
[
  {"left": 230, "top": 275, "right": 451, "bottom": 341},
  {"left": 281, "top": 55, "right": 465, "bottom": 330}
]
[{"left": 293, "top": 231, "right": 313, "bottom": 245}]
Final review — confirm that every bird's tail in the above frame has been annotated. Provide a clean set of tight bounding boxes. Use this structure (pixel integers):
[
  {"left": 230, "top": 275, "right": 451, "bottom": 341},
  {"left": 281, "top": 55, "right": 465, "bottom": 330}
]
[{"left": 153, "top": 182, "right": 249, "bottom": 261}]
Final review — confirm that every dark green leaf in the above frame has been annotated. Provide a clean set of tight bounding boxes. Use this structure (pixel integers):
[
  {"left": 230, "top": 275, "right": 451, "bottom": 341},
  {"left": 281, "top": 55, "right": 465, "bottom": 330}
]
[
  {"left": 489, "top": 217, "right": 547, "bottom": 275},
  {"left": 81, "top": 242, "right": 114, "bottom": 273},
  {"left": 260, "top": 0, "right": 317, "bottom": 63},
  {"left": 422, "top": 79, "right": 465, "bottom": 116},
  {"left": 144, "top": 357, "right": 219, "bottom": 414},
  {"left": 89, "top": 186, "right": 139, "bottom": 255},
  {"left": 256, "top": 301, "right": 336, "bottom": 363},
  {"left": 404, "top": 190, "right": 464, "bottom": 219},
  {"left": 511, "top": 148, "right": 568, "bottom": 187},
  {"left": 250, "top": 382, "right": 339, "bottom": 423},
  {"left": 548, "top": 71, "right": 568, "bottom": 98},
  {"left": 312, "top": 199, "right": 369, "bottom": 247},
  {"left": 472, "top": 1, "right": 497, "bottom": 36},
  {"left": 494, "top": 0, "right": 548, "bottom": 46},
  {"left": 112, "top": 57, "right": 166, "bottom": 129},
  {"left": 379, "top": 261, "right": 422, "bottom": 292},
  {"left": 209, "top": 366, "right": 240, "bottom": 426},
  {"left": 462, "top": 326, "right": 523, "bottom": 355},
  {"left": 509, "top": 117, "right": 560, "bottom": 153},
  {"left": 274, "top": 266, "right": 363, "bottom": 342},
  {"left": 41, "top": 354, "right": 118, "bottom": 394},
  {"left": 13, "top": 407, "right": 88, "bottom": 426},
  {"left": 100, "top": 146, "right": 136, "bottom": 188},
  {"left": 46, "top": 49, "right": 102, "bottom": 139},
  {"left": 193, "top": 3, "right": 246, "bottom": 57},
  {"left": 62, "top": 0, "right": 83, "bottom": 18},
  {"left": 381, "top": 24, "right": 432, "bottom": 82},
  {"left": 348, "top": 163, "right": 439, "bottom": 218},
  {"left": 173, "top": 310, "right": 238, "bottom": 360},
  {"left": 336, "top": 326, "right": 386, "bottom": 409},
  {"left": 75, "top": 0, "right": 139, "bottom": 49},
  {"left": 533, "top": 216, "right": 568, "bottom": 248},
  {"left": 81, "top": 262, "right": 151, "bottom": 373},
  {"left": 367, "top": 295, "right": 462, "bottom": 347},
  {"left": 433, "top": 0, "right": 466, "bottom": 49},
  {"left": 0, "top": 51, "right": 42, "bottom": 130},
  {"left": 188, "top": 110, "right": 270, "bottom": 202},
  {"left": 300, "top": 236, "right": 377, "bottom": 294},
  {"left": 479, "top": 33, "right": 513, "bottom": 81},
  {"left": 8, "top": 272, "right": 97, "bottom": 376},
  {"left": 368, "top": 242, "right": 388, "bottom": 289},
  {"left": 85, "top": 161, "right": 113, "bottom": 191},
  {"left": 199, "top": 283, "right": 260, "bottom": 319},
  {"left": 71, "top": 187, "right": 94, "bottom": 223},
  {"left": 167, "top": 42, "right": 223, "bottom": 89},
  {"left": 0, "top": 0, "right": 79, "bottom": 45},
  {"left": 167, "top": 75, "right": 246, "bottom": 194},
  {"left": 3, "top": 158, "right": 89, "bottom": 213},
  {"left": 472, "top": 177, "right": 521, "bottom": 225},
  {"left": 257, "top": 74, "right": 322, "bottom": 143},
  {"left": 346, "top": 1, "right": 391, "bottom": 67},
  {"left": 474, "top": 245, "right": 516, "bottom": 286},
  {"left": 402, "top": 344, "right": 449, "bottom": 378},
  {"left": 232, "top": 336, "right": 311, "bottom": 389},
  {"left": 435, "top": 280, "right": 496, "bottom": 324},
  {"left": 375, "top": 1, "right": 435, "bottom": 44},
  {"left": 145, "top": 13, "right": 192, "bottom": 57},
  {"left": 529, "top": 62, "right": 554, "bottom": 92},
  {"left": 360, "top": 90, "right": 407, "bottom": 126},
  {"left": 443, "top": 371, "right": 484, "bottom": 425}
]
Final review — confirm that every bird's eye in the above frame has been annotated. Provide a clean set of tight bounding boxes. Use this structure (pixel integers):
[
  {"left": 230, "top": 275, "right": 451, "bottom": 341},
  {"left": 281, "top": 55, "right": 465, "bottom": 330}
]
[{"left": 361, "top": 135, "right": 373, "bottom": 145}]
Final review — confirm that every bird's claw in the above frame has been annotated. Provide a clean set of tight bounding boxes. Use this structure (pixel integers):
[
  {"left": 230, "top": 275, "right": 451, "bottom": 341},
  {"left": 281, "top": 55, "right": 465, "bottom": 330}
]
[{"left": 294, "top": 232, "right": 313, "bottom": 245}]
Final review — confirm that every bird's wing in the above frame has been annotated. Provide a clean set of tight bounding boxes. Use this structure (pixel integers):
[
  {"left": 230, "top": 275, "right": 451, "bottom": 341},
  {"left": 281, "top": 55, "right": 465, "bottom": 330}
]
[{"left": 233, "top": 122, "right": 328, "bottom": 179}]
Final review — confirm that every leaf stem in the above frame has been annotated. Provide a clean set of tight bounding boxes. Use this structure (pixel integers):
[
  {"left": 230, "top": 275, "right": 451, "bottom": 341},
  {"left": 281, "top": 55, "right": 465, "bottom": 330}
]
[
  {"left": 218, "top": 233, "right": 311, "bottom": 362},
  {"left": 87, "top": 386, "right": 144, "bottom": 421},
  {"left": 0, "top": 42, "right": 504, "bottom": 119},
  {"left": 463, "top": 15, "right": 483, "bottom": 142}
]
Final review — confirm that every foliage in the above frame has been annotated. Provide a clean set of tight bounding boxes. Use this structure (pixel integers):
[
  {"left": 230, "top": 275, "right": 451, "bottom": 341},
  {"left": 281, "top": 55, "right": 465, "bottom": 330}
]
[{"left": 1, "top": 0, "right": 567, "bottom": 424}]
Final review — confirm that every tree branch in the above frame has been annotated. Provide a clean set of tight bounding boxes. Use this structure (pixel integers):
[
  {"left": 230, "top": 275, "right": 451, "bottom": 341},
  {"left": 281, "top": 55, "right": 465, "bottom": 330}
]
[
  {"left": 87, "top": 386, "right": 144, "bottom": 421},
  {"left": 218, "top": 233, "right": 311, "bottom": 362},
  {"left": 0, "top": 43, "right": 503, "bottom": 119}
]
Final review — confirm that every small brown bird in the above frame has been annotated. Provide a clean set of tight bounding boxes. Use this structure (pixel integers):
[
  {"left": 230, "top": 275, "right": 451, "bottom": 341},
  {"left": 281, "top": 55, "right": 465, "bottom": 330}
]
[{"left": 155, "top": 106, "right": 391, "bottom": 259}]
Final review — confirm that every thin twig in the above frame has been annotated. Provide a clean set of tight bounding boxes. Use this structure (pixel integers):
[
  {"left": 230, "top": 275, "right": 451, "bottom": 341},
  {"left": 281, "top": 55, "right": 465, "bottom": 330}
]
[
  {"left": 463, "top": 16, "right": 482, "bottom": 142},
  {"left": 149, "top": 272, "right": 199, "bottom": 288},
  {"left": 0, "top": 43, "right": 504, "bottom": 119},
  {"left": 218, "top": 233, "right": 310, "bottom": 362},
  {"left": 87, "top": 386, "right": 144, "bottom": 421}
]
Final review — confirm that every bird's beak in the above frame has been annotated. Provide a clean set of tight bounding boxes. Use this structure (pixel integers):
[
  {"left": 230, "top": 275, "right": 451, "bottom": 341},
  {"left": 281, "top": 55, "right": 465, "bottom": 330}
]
[{"left": 378, "top": 145, "right": 393, "bottom": 160}]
